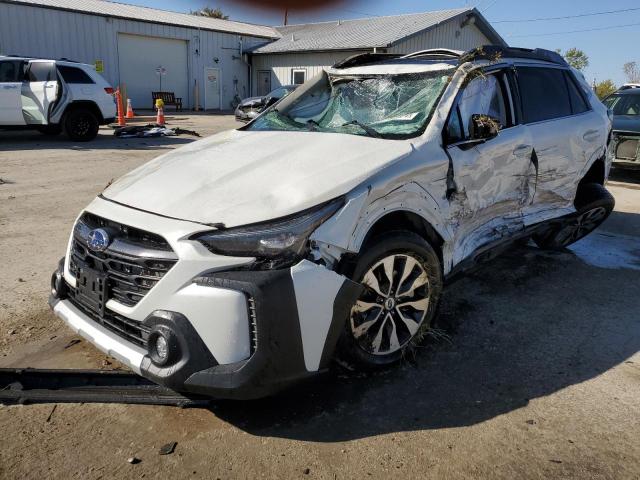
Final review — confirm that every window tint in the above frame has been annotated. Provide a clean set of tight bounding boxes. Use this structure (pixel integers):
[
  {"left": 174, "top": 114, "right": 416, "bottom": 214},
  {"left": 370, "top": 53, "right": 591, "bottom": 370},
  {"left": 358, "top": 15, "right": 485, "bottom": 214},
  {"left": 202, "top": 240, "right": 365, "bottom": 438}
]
[
  {"left": 517, "top": 67, "right": 571, "bottom": 123},
  {"left": 27, "top": 62, "right": 56, "bottom": 82},
  {"left": 451, "top": 73, "right": 509, "bottom": 141},
  {"left": 564, "top": 72, "right": 589, "bottom": 114},
  {"left": 0, "top": 61, "right": 24, "bottom": 82},
  {"left": 58, "top": 65, "right": 94, "bottom": 84}
]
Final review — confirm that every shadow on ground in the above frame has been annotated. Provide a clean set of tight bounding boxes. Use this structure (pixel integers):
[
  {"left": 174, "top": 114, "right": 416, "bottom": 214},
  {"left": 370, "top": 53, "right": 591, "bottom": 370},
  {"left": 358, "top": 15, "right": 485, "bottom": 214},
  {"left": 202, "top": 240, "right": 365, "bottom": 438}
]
[
  {"left": 0, "top": 129, "right": 199, "bottom": 152},
  {"left": 209, "top": 232, "right": 640, "bottom": 442}
]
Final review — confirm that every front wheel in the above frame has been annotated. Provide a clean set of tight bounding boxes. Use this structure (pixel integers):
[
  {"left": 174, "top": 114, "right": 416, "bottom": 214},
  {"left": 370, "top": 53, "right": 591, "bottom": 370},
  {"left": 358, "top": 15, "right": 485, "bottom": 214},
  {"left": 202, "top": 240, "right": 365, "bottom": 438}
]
[
  {"left": 64, "top": 109, "right": 99, "bottom": 142},
  {"left": 336, "top": 231, "right": 443, "bottom": 369},
  {"left": 533, "top": 183, "right": 614, "bottom": 250}
]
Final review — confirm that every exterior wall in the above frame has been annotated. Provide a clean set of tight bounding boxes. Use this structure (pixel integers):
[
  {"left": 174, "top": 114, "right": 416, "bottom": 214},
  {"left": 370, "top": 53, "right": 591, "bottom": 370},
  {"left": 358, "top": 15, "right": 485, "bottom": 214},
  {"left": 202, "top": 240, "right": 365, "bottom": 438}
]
[
  {"left": 250, "top": 50, "right": 368, "bottom": 95},
  {"left": 251, "top": 19, "right": 491, "bottom": 95},
  {"left": 388, "top": 19, "right": 490, "bottom": 54},
  {"left": 0, "top": 2, "right": 269, "bottom": 109}
]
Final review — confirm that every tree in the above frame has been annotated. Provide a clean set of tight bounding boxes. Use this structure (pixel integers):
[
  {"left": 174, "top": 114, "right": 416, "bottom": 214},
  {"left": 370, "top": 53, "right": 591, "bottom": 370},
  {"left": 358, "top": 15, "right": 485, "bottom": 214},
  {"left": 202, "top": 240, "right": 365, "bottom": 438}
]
[
  {"left": 594, "top": 79, "right": 617, "bottom": 100},
  {"left": 623, "top": 62, "right": 640, "bottom": 83},
  {"left": 558, "top": 48, "right": 589, "bottom": 71},
  {"left": 190, "top": 7, "right": 229, "bottom": 19}
]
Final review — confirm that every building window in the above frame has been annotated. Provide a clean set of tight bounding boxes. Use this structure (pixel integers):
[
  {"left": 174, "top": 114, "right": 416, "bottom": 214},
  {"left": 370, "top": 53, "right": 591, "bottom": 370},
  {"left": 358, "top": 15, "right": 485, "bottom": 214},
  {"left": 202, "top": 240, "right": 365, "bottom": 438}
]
[{"left": 292, "top": 69, "right": 306, "bottom": 85}]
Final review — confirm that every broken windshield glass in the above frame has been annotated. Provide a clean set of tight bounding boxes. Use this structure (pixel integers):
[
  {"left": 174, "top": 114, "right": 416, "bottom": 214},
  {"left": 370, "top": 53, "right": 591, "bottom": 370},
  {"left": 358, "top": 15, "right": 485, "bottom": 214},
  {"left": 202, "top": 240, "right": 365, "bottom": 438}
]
[{"left": 246, "top": 68, "right": 454, "bottom": 139}]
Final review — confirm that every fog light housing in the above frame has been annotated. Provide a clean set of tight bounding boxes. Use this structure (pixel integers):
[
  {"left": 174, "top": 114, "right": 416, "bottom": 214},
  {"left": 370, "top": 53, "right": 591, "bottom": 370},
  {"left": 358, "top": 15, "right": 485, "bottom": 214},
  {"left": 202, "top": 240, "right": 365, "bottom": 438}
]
[
  {"left": 148, "top": 327, "right": 180, "bottom": 367},
  {"left": 50, "top": 263, "right": 68, "bottom": 300}
]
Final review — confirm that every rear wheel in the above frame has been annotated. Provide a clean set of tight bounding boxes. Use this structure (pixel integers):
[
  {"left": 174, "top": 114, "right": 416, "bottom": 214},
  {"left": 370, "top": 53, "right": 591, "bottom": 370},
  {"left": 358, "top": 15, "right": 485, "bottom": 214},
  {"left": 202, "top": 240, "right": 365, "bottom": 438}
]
[
  {"left": 64, "top": 108, "right": 99, "bottom": 141},
  {"left": 336, "top": 231, "right": 443, "bottom": 369},
  {"left": 533, "top": 183, "right": 614, "bottom": 250}
]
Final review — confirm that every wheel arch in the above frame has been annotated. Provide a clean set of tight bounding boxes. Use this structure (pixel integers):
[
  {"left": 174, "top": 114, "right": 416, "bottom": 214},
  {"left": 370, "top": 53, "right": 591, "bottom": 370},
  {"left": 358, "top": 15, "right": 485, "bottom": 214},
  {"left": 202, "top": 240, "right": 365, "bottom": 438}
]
[
  {"left": 578, "top": 156, "right": 606, "bottom": 187},
  {"left": 62, "top": 101, "right": 104, "bottom": 123}
]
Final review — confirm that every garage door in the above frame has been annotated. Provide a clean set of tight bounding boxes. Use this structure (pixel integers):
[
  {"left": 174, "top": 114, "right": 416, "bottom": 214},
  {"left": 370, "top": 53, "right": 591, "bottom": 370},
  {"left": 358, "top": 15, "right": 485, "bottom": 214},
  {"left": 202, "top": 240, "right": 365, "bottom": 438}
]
[{"left": 117, "top": 33, "right": 188, "bottom": 110}]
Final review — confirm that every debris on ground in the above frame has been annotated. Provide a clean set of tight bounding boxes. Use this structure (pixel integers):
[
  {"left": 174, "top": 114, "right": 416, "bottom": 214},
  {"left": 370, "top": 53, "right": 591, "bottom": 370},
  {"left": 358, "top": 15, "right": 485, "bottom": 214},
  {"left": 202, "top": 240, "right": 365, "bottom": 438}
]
[
  {"left": 159, "top": 441, "right": 177, "bottom": 455},
  {"left": 63, "top": 339, "right": 81, "bottom": 349},
  {"left": 46, "top": 404, "right": 57, "bottom": 423},
  {"left": 127, "top": 457, "right": 141, "bottom": 464},
  {"left": 114, "top": 124, "right": 200, "bottom": 138}
]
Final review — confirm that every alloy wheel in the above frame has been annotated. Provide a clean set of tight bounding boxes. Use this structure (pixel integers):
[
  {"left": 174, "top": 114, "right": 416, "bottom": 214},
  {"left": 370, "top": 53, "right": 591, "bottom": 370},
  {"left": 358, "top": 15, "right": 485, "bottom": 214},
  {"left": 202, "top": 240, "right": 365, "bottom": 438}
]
[
  {"left": 554, "top": 206, "right": 608, "bottom": 247},
  {"left": 350, "top": 254, "right": 431, "bottom": 355}
]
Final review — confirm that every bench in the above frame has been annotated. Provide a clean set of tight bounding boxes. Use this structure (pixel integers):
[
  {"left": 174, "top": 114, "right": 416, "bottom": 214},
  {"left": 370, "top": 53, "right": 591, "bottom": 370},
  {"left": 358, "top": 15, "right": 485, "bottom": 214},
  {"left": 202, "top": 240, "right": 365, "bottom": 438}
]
[{"left": 151, "top": 92, "right": 183, "bottom": 111}]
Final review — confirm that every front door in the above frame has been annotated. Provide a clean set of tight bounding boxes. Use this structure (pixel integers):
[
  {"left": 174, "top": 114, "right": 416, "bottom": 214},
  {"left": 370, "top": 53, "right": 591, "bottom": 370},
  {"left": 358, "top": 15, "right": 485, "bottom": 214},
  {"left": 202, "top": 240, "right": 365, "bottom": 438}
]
[
  {"left": 257, "top": 70, "right": 271, "bottom": 97},
  {"left": 22, "top": 61, "right": 59, "bottom": 125},
  {"left": 204, "top": 67, "right": 220, "bottom": 110},
  {"left": 0, "top": 60, "right": 26, "bottom": 125},
  {"left": 444, "top": 69, "right": 534, "bottom": 265}
]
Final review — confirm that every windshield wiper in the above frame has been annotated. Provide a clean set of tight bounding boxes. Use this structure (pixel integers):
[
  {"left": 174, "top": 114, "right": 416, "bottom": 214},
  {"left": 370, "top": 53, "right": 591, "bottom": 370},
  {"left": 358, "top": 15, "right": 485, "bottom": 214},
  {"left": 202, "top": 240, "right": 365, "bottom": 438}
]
[{"left": 342, "top": 120, "right": 382, "bottom": 138}]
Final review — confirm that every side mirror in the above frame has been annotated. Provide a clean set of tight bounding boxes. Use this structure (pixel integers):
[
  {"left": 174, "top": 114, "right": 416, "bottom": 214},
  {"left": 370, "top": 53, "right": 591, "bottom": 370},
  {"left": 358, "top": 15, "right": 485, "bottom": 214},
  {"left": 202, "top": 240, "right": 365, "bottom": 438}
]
[
  {"left": 470, "top": 114, "right": 501, "bottom": 142},
  {"left": 264, "top": 96, "right": 277, "bottom": 107}
]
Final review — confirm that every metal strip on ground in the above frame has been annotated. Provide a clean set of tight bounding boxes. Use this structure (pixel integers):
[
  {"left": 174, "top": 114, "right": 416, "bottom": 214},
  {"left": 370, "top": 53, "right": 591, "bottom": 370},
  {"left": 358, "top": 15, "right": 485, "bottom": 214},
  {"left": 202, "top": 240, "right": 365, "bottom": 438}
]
[{"left": 0, "top": 368, "right": 211, "bottom": 407}]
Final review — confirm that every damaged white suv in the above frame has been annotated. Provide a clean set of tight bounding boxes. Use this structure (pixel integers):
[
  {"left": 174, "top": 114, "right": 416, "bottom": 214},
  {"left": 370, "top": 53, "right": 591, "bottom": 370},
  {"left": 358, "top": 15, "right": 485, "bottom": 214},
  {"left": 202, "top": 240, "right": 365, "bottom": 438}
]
[{"left": 50, "top": 46, "right": 614, "bottom": 399}]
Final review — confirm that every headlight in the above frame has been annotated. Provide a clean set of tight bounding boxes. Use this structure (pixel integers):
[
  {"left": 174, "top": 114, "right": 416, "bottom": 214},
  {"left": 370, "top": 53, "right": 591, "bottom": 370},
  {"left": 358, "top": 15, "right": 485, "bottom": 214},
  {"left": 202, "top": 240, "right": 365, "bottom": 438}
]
[{"left": 191, "top": 197, "right": 344, "bottom": 268}]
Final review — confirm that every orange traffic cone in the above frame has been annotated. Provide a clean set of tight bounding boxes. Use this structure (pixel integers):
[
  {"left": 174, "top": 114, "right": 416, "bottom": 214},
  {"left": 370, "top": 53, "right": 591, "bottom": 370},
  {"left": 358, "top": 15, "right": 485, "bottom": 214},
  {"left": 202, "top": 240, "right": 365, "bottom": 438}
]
[
  {"left": 125, "top": 98, "right": 135, "bottom": 119},
  {"left": 115, "top": 88, "right": 126, "bottom": 126},
  {"left": 156, "top": 106, "right": 165, "bottom": 126}
]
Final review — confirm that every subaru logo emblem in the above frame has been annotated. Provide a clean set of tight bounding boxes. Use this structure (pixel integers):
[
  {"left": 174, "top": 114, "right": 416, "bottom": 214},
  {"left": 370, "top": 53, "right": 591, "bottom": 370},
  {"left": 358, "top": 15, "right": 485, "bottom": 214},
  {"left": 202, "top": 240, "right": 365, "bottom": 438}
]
[{"left": 87, "top": 228, "right": 111, "bottom": 252}]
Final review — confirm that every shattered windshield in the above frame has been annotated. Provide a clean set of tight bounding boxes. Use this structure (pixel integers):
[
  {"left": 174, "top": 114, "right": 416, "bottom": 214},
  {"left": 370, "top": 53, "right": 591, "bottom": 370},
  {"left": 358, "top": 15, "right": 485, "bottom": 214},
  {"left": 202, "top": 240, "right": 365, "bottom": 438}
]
[{"left": 246, "top": 68, "right": 454, "bottom": 139}]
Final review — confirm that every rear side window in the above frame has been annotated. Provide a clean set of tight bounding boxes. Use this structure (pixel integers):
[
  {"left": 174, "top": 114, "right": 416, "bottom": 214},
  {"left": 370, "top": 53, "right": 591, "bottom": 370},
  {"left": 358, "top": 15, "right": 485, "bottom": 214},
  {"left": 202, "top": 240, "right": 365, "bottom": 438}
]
[
  {"left": 27, "top": 62, "right": 56, "bottom": 82},
  {"left": 564, "top": 72, "right": 589, "bottom": 114},
  {"left": 0, "top": 61, "right": 26, "bottom": 82},
  {"left": 516, "top": 67, "right": 571, "bottom": 123},
  {"left": 58, "top": 65, "right": 95, "bottom": 84}
]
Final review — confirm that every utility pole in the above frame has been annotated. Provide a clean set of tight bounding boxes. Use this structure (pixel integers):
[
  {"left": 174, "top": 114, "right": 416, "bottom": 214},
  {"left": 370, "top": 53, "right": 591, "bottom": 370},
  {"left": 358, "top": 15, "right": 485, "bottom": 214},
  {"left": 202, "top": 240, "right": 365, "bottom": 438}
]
[{"left": 284, "top": 8, "right": 288, "bottom": 25}]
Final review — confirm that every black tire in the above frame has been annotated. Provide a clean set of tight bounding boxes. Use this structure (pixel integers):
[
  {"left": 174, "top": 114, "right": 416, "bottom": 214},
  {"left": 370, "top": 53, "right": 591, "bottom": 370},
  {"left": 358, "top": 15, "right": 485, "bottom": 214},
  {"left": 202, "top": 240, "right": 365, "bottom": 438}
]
[
  {"left": 64, "top": 108, "right": 99, "bottom": 141},
  {"left": 336, "top": 231, "right": 443, "bottom": 369},
  {"left": 533, "top": 183, "right": 615, "bottom": 250},
  {"left": 37, "top": 124, "right": 62, "bottom": 136}
]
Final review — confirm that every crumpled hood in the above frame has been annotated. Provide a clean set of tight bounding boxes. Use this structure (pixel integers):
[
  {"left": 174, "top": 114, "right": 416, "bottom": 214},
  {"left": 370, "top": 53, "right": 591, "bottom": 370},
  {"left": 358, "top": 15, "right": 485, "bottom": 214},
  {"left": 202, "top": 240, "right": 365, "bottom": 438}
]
[
  {"left": 102, "top": 129, "right": 413, "bottom": 227},
  {"left": 239, "top": 96, "right": 264, "bottom": 108},
  {"left": 613, "top": 115, "right": 640, "bottom": 134}
]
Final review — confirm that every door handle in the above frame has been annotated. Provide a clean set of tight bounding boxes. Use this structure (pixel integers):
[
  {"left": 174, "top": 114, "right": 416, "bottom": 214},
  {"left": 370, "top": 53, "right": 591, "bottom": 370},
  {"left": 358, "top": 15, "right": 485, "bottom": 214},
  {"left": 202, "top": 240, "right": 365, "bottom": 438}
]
[
  {"left": 513, "top": 145, "right": 532, "bottom": 156},
  {"left": 2, "top": 85, "right": 18, "bottom": 89},
  {"left": 45, "top": 85, "right": 56, "bottom": 89}
]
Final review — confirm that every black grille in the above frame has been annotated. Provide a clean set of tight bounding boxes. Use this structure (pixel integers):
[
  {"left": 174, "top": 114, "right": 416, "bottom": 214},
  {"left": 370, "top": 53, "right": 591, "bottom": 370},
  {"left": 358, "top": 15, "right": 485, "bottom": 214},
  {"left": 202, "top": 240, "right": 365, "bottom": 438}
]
[
  {"left": 616, "top": 138, "right": 639, "bottom": 161},
  {"left": 67, "top": 213, "right": 177, "bottom": 346}
]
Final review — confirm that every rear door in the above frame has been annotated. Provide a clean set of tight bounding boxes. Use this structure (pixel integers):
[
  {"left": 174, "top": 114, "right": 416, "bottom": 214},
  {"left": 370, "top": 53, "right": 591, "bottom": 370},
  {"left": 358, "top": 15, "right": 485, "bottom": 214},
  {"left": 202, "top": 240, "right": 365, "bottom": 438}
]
[
  {"left": 444, "top": 68, "right": 535, "bottom": 264},
  {"left": 22, "top": 61, "right": 59, "bottom": 125},
  {"left": 515, "top": 65, "right": 598, "bottom": 222},
  {"left": 0, "top": 59, "right": 26, "bottom": 125}
]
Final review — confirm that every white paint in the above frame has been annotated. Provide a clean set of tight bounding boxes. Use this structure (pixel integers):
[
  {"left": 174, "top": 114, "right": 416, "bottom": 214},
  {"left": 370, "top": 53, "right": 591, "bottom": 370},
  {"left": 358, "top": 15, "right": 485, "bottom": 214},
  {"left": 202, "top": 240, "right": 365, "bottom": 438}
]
[
  {"left": 569, "top": 232, "right": 640, "bottom": 271},
  {"left": 118, "top": 34, "right": 189, "bottom": 110},
  {"left": 291, "top": 260, "right": 346, "bottom": 372},
  {"left": 103, "top": 129, "right": 413, "bottom": 228},
  {"left": 204, "top": 67, "right": 221, "bottom": 110}
]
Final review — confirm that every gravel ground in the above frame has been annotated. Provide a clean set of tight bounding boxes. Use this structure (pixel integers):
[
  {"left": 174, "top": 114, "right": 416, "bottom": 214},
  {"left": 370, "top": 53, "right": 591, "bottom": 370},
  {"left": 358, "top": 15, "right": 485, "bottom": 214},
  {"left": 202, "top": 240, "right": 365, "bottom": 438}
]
[{"left": 0, "top": 116, "right": 639, "bottom": 479}]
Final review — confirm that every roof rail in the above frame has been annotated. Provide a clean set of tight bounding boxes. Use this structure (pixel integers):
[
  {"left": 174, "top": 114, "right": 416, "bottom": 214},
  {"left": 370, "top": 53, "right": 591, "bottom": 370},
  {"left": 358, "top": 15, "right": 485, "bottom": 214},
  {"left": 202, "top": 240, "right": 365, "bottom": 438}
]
[
  {"left": 401, "top": 49, "right": 463, "bottom": 60},
  {"left": 619, "top": 83, "right": 640, "bottom": 90},
  {"left": 460, "top": 45, "right": 567, "bottom": 66},
  {"left": 332, "top": 52, "right": 404, "bottom": 69}
]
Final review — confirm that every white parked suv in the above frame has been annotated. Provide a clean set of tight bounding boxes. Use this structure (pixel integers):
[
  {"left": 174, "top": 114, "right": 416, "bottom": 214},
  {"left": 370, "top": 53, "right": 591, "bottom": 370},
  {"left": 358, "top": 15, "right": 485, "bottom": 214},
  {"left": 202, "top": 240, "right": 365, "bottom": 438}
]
[
  {"left": 50, "top": 46, "right": 614, "bottom": 399},
  {"left": 0, "top": 56, "right": 116, "bottom": 141}
]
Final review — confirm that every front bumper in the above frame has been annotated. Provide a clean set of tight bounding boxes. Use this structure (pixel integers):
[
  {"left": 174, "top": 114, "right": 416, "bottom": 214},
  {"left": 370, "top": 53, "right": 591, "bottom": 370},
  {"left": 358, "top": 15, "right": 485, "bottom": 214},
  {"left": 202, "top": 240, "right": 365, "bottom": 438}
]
[
  {"left": 50, "top": 196, "right": 361, "bottom": 400},
  {"left": 611, "top": 132, "right": 640, "bottom": 168}
]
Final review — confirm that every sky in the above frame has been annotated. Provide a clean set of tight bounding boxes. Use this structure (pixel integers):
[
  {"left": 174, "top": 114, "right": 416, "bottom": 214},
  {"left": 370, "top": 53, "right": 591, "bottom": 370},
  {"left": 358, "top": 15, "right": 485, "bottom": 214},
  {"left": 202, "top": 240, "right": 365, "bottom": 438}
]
[{"left": 119, "top": 0, "right": 640, "bottom": 86}]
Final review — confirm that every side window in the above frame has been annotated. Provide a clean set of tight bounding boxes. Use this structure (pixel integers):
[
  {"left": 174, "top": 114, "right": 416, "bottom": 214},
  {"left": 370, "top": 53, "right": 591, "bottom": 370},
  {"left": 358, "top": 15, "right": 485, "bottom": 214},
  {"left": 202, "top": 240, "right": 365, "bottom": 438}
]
[
  {"left": 26, "top": 62, "right": 56, "bottom": 82},
  {"left": 516, "top": 67, "right": 571, "bottom": 123},
  {"left": 564, "top": 72, "right": 589, "bottom": 114},
  {"left": 0, "top": 61, "right": 24, "bottom": 82},
  {"left": 447, "top": 72, "right": 509, "bottom": 142},
  {"left": 58, "top": 65, "right": 95, "bottom": 84}
]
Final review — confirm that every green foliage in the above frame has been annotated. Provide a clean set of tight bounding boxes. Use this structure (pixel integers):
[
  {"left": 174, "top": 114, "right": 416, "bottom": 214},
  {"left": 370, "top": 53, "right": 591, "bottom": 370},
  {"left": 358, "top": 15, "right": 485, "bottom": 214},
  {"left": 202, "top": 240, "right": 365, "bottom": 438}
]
[
  {"left": 560, "top": 48, "right": 589, "bottom": 71},
  {"left": 594, "top": 80, "right": 617, "bottom": 100},
  {"left": 190, "top": 7, "right": 229, "bottom": 19}
]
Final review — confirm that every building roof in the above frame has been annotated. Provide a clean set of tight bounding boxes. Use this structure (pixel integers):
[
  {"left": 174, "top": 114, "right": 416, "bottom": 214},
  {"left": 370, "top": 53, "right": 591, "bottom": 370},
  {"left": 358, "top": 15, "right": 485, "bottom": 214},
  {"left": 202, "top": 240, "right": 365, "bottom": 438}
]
[
  {"left": 250, "top": 8, "right": 506, "bottom": 54},
  {"left": 1, "top": 0, "right": 280, "bottom": 39}
]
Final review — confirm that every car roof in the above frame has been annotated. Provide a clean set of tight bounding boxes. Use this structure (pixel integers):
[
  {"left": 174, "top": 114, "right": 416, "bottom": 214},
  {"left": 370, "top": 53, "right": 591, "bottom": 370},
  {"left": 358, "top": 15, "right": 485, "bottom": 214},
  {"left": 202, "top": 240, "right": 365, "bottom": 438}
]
[
  {"left": 610, "top": 88, "right": 640, "bottom": 96},
  {"left": 0, "top": 55, "right": 93, "bottom": 68}
]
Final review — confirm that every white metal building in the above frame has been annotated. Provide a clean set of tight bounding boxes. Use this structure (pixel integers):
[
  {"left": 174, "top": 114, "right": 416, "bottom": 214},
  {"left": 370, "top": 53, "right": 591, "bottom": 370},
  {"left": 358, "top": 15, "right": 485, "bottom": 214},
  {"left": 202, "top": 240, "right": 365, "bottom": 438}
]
[
  {"left": 249, "top": 8, "right": 506, "bottom": 96},
  {"left": 0, "top": 0, "right": 278, "bottom": 110},
  {"left": 0, "top": 1, "right": 506, "bottom": 107}
]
